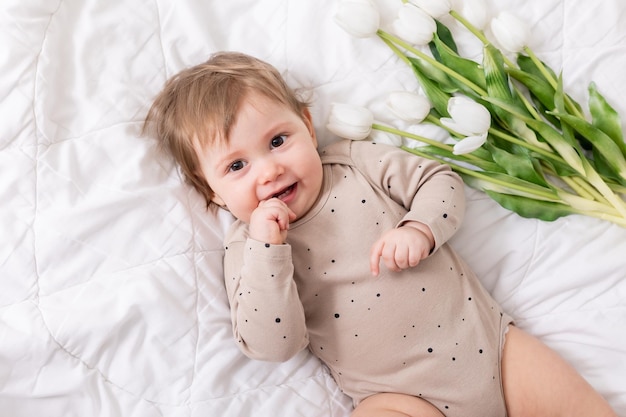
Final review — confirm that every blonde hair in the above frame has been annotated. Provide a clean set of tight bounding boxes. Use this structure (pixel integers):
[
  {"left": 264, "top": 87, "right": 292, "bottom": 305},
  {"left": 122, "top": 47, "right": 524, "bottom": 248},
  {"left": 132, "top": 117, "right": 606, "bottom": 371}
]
[{"left": 143, "top": 51, "right": 310, "bottom": 206}]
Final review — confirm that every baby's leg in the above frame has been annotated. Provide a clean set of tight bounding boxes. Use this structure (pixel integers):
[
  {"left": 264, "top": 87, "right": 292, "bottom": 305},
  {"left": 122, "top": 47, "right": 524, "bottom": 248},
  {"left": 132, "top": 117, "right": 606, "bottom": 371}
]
[
  {"left": 351, "top": 393, "right": 444, "bottom": 417},
  {"left": 501, "top": 325, "right": 617, "bottom": 417}
]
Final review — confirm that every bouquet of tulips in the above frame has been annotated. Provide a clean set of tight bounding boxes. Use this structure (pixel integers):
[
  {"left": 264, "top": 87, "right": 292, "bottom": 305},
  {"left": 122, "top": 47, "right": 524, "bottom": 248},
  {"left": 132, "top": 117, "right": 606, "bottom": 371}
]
[{"left": 328, "top": 0, "right": 626, "bottom": 227}]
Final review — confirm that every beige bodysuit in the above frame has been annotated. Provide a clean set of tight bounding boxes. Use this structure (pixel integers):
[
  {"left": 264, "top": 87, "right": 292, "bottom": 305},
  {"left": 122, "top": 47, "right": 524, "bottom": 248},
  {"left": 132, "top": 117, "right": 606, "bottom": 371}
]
[{"left": 223, "top": 139, "right": 512, "bottom": 417}]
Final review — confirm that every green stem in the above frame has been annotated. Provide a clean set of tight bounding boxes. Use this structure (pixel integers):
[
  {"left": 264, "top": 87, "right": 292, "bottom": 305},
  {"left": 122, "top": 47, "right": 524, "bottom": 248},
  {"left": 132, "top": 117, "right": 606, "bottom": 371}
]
[
  {"left": 374, "top": 122, "right": 494, "bottom": 164},
  {"left": 511, "top": 83, "right": 542, "bottom": 120},
  {"left": 539, "top": 162, "right": 614, "bottom": 209},
  {"left": 559, "top": 175, "right": 597, "bottom": 201},
  {"left": 556, "top": 189, "right": 620, "bottom": 216},
  {"left": 542, "top": 156, "right": 626, "bottom": 208},
  {"left": 607, "top": 181, "right": 626, "bottom": 196},
  {"left": 449, "top": 10, "right": 489, "bottom": 45},
  {"left": 571, "top": 176, "right": 610, "bottom": 204},
  {"left": 487, "top": 127, "right": 563, "bottom": 163},
  {"left": 402, "top": 146, "right": 559, "bottom": 201},
  {"left": 372, "top": 123, "right": 450, "bottom": 152},
  {"left": 425, "top": 113, "right": 466, "bottom": 138},
  {"left": 380, "top": 35, "right": 412, "bottom": 66},
  {"left": 523, "top": 46, "right": 557, "bottom": 90},
  {"left": 377, "top": 30, "right": 488, "bottom": 97},
  {"left": 566, "top": 205, "right": 626, "bottom": 226},
  {"left": 582, "top": 159, "right": 626, "bottom": 218},
  {"left": 539, "top": 162, "right": 590, "bottom": 199}
]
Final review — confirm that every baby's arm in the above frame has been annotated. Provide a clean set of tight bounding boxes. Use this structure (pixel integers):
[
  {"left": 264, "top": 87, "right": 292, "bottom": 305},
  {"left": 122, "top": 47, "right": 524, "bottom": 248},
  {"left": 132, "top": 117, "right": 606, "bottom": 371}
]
[
  {"left": 249, "top": 198, "right": 296, "bottom": 244},
  {"left": 369, "top": 221, "right": 434, "bottom": 276},
  {"left": 349, "top": 141, "right": 465, "bottom": 273},
  {"left": 223, "top": 200, "right": 307, "bottom": 362}
]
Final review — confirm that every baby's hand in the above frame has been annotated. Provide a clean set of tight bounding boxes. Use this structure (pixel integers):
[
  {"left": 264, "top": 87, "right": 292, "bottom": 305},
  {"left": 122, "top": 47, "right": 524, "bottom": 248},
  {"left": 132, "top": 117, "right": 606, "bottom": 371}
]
[
  {"left": 249, "top": 198, "right": 297, "bottom": 245},
  {"left": 369, "top": 222, "right": 434, "bottom": 276}
]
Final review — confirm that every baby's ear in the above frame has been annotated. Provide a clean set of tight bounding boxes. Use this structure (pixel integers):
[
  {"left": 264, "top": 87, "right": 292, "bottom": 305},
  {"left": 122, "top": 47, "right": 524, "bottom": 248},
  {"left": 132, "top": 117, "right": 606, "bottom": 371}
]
[
  {"left": 210, "top": 194, "right": 226, "bottom": 207},
  {"left": 302, "top": 108, "right": 317, "bottom": 145}
]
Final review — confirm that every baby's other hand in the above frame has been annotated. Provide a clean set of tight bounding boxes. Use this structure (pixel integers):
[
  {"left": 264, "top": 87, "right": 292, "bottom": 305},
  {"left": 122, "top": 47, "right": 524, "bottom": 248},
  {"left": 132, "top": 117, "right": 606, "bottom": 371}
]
[
  {"left": 369, "top": 221, "right": 434, "bottom": 276},
  {"left": 249, "top": 198, "right": 296, "bottom": 245}
]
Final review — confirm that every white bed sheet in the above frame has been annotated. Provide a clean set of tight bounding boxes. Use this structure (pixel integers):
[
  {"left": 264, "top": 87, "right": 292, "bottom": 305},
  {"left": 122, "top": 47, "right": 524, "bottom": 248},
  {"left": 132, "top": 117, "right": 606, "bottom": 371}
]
[{"left": 1, "top": 0, "right": 625, "bottom": 416}]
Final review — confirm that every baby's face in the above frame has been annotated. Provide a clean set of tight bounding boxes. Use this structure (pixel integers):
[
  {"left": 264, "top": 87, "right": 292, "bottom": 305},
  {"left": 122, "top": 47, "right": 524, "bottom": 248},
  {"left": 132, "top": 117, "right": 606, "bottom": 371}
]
[{"left": 197, "top": 92, "right": 323, "bottom": 223}]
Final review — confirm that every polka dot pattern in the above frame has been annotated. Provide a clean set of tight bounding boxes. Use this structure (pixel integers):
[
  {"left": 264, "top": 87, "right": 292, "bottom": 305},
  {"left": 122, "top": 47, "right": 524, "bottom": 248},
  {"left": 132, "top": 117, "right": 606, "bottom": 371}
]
[{"left": 225, "top": 140, "right": 511, "bottom": 416}]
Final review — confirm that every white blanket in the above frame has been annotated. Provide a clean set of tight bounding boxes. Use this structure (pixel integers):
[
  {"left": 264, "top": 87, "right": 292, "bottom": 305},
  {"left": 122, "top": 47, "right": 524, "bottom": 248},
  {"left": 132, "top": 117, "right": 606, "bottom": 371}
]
[{"left": 1, "top": 0, "right": 625, "bottom": 415}]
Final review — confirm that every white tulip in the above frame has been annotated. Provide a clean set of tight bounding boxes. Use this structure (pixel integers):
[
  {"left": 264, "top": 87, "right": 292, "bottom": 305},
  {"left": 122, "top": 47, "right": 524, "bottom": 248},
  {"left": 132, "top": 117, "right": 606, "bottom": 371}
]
[
  {"left": 457, "top": 0, "right": 488, "bottom": 29},
  {"left": 490, "top": 11, "right": 530, "bottom": 53},
  {"left": 440, "top": 96, "right": 491, "bottom": 136},
  {"left": 327, "top": 103, "right": 374, "bottom": 141},
  {"left": 385, "top": 91, "right": 431, "bottom": 123},
  {"left": 392, "top": 3, "right": 436, "bottom": 46},
  {"left": 334, "top": 0, "right": 380, "bottom": 38},
  {"left": 408, "top": 0, "right": 451, "bottom": 19},
  {"left": 453, "top": 132, "right": 488, "bottom": 155}
]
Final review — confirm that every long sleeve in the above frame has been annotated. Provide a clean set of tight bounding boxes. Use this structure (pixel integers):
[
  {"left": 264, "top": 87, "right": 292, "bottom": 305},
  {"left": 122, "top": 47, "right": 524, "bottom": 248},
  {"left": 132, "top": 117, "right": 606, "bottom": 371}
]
[
  {"left": 223, "top": 224, "right": 309, "bottom": 362},
  {"left": 347, "top": 140, "right": 465, "bottom": 250}
]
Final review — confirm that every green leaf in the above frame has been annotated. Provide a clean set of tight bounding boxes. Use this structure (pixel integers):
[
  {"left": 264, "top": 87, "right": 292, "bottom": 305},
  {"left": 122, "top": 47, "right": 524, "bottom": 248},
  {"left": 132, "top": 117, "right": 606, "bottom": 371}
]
[
  {"left": 509, "top": 118, "right": 549, "bottom": 151},
  {"left": 482, "top": 96, "right": 580, "bottom": 167},
  {"left": 485, "top": 143, "right": 548, "bottom": 186},
  {"left": 483, "top": 45, "right": 531, "bottom": 127},
  {"left": 487, "top": 99, "right": 585, "bottom": 174},
  {"left": 538, "top": 156, "right": 579, "bottom": 177},
  {"left": 506, "top": 67, "right": 556, "bottom": 112},
  {"left": 408, "top": 57, "right": 458, "bottom": 94},
  {"left": 524, "top": 117, "right": 585, "bottom": 174},
  {"left": 483, "top": 190, "right": 576, "bottom": 221},
  {"left": 588, "top": 82, "right": 626, "bottom": 155},
  {"left": 408, "top": 58, "right": 451, "bottom": 117},
  {"left": 517, "top": 54, "right": 584, "bottom": 115},
  {"left": 554, "top": 74, "right": 579, "bottom": 153},
  {"left": 483, "top": 45, "right": 512, "bottom": 102},
  {"left": 429, "top": 20, "right": 458, "bottom": 57},
  {"left": 432, "top": 34, "right": 486, "bottom": 94},
  {"left": 528, "top": 93, "right": 561, "bottom": 128},
  {"left": 517, "top": 55, "right": 558, "bottom": 85},
  {"left": 551, "top": 111, "right": 626, "bottom": 182}
]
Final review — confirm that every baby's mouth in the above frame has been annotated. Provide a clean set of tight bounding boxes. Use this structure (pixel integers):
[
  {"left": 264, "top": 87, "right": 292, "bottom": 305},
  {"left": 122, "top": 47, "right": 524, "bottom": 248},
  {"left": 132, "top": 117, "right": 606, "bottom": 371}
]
[{"left": 272, "top": 183, "right": 296, "bottom": 201}]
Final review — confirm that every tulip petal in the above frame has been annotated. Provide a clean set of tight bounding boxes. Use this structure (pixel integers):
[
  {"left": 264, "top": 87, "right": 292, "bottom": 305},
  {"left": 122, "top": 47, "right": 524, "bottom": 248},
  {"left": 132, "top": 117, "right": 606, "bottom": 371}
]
[
  {"left": 457, "top": 0, "right": 489, "bottom": 29},
  {"left": 490, "top": 12, "right": 530, "bottom": 53},
  {"left": 440, "top": 117, "right": 474, "bottom": 137},
  {"left": 392, "top": 4, "right": 436, "bottom": 46},
  {"left": 327, "top": 122, "right": 371, "bottom": 141},
  {"left": 334, "top": 0, "right": 380, "bottom": 38},
  {"left": 408, "top": 0, "right": 451, "bottom": 19},
  {"left": 453, "top": 132, "right": 488, "bottom": 155},
  {"left": 447, "top": 96, "right": 491, "bottom": 135},
  {"left": 386, "top": 91, "right": 431, "bottom": 122},
  {"left": 329, "top": 103, "right": 374, "bottom": 125},
  {"left": 326, "top": 103, "right": 374, "bottom": 140}
]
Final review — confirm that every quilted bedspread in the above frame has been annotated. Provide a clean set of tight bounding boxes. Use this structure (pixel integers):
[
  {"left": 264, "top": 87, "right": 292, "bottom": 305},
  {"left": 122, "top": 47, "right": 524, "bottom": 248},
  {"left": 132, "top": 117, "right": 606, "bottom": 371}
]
[{"left": 1, "top": 0, "right": 625, "bottom": 416}]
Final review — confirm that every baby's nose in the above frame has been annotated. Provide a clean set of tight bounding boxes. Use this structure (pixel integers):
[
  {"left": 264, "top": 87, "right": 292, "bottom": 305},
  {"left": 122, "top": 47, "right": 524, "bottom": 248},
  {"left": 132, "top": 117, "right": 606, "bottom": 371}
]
[{"left": 257, "top": 158, "right": 284, "bottom": 184}]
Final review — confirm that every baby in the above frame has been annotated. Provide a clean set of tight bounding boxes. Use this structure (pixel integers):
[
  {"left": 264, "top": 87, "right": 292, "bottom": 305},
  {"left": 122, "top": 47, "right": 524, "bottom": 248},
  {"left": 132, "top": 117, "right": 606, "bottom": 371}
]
[{"left": 143, "top": 51, "right": 616, "bottom": 417}]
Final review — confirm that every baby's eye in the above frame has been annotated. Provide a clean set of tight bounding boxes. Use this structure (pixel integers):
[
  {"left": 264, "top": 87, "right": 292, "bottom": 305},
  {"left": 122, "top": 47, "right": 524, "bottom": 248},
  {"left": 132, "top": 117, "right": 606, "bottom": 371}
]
[
  {"left": 270, "top": 135, "right": 286, "bottom": 149},
  {"left": 228, "top": 160, "right": 246, "bottom": 172}
]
